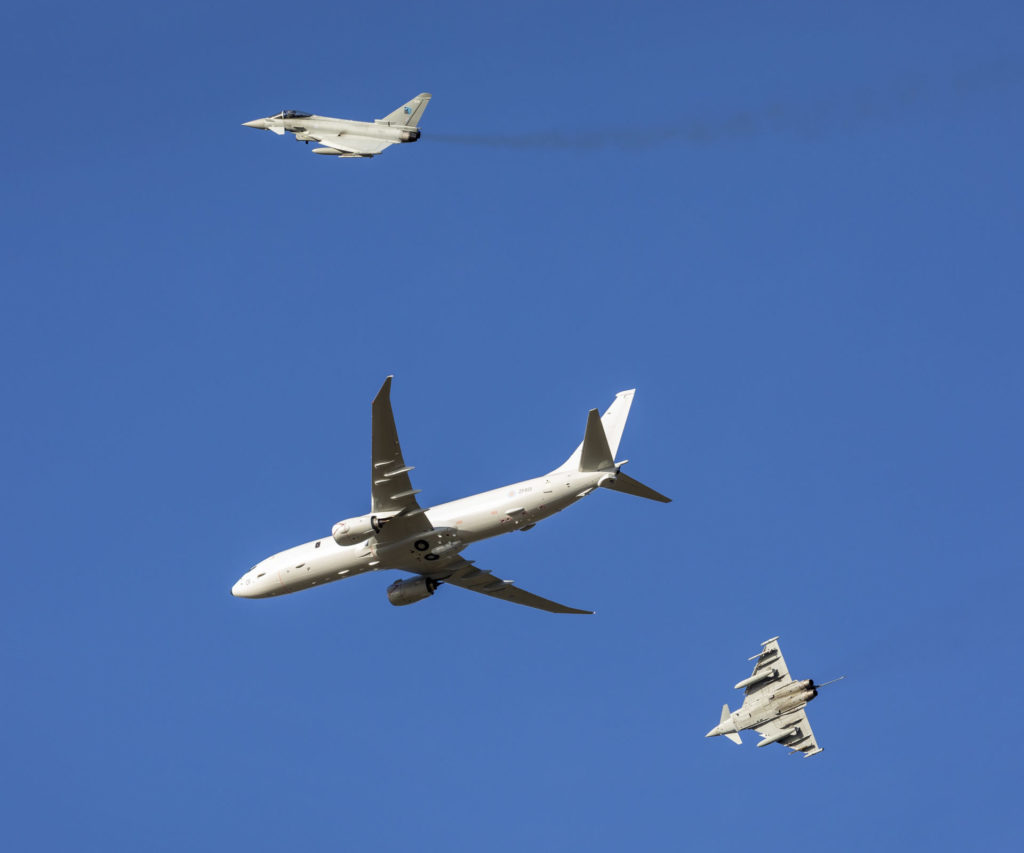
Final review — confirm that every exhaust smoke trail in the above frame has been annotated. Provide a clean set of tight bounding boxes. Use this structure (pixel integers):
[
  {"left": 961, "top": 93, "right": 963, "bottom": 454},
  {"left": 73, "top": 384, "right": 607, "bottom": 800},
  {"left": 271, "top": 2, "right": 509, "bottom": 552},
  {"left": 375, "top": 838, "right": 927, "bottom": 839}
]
[{"left": 431, "top": 59, "right": 1021, "bottom": 151}]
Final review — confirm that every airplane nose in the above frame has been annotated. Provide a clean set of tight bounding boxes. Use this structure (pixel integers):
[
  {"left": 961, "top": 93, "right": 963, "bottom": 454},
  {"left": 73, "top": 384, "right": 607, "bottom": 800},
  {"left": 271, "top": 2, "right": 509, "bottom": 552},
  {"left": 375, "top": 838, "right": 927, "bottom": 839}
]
[{"left": 242, "top": 119, "right": 266, "bottom": 129}]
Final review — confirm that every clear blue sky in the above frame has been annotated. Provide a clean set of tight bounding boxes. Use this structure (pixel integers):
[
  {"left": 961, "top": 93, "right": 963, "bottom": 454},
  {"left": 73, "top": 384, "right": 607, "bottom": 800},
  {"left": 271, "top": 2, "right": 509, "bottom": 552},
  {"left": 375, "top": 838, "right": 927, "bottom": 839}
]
[{"left": 3, "top": 2, "right": 1022, "bottom": 850}]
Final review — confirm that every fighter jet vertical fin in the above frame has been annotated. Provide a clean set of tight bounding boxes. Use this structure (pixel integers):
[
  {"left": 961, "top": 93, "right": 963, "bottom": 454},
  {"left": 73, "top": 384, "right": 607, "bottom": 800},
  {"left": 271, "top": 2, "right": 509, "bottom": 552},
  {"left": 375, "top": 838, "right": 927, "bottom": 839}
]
[
  {"left": 719, "top": 706, "right": 742, "bottom": 745},
  {"left": 380, "top": 93, "right": 432, "bottom": 127}
]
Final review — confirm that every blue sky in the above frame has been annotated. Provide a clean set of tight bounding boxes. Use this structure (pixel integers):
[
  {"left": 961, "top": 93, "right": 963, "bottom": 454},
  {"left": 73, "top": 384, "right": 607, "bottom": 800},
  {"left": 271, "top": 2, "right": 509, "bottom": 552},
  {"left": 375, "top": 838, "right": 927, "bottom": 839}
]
[{"left": 3, "top": 2, "right": 1023, "bottom": 850}]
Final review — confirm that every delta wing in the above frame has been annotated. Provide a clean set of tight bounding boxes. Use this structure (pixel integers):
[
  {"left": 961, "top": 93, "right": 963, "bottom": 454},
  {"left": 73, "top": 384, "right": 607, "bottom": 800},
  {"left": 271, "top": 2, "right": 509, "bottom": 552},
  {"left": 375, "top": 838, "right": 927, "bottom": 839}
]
[
  {"left": 753, "top": 710, "right": 822, "bottom": 757},
  {"left": 738, "top": 637, "right": 792, "bottom": 704}
]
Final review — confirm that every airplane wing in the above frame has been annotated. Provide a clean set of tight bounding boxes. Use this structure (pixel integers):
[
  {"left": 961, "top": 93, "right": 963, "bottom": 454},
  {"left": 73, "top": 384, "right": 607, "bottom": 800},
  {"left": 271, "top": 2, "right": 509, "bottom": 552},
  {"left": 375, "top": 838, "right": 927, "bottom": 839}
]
[
  {"left": 741, "top": 637, "right": 792, "bottom": 702},
  {"left": 424, "top": 558, "right": 593, "bottom": 614},
  {"left": 754, "top": 709, "right": 823, "bottom": 757},
  {"left": 372, "top": 376, "right": 422, "bottom": 515},
  {"left": 368, "top": 376, "right": 589, "bottom": 614},
  {"left": 308, "top": 133, "right": 394, "bottom": 156}
]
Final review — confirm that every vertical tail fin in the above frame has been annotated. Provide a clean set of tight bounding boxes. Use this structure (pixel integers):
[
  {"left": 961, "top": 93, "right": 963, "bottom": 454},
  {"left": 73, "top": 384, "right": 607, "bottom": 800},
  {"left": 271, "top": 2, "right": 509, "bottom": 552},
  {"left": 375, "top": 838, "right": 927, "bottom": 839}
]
[
  {"left": 599, "top": 389, "right": 634, "bottom": 460},
  {"left": 555, "top": 389, "right": 634, "bottom": 472},
  {"left": 379, "top": 93, "right": 432, "bottom": 127},
  {"left": 550, "top": 388, "right": 671, "bottom": 503},
  {"left": 720, "top": 704, "right": 742, "bottom": 745}
]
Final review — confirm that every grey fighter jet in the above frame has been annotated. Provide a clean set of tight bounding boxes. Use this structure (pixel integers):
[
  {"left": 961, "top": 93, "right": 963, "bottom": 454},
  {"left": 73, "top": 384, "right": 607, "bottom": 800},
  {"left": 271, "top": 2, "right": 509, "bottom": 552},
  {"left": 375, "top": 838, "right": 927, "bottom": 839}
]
[
  {"left": 243, "top": 93, "right": 431, "bottom": 158},
  {"left": 705, "top": 637, "right": 843, "bottom": 757}
]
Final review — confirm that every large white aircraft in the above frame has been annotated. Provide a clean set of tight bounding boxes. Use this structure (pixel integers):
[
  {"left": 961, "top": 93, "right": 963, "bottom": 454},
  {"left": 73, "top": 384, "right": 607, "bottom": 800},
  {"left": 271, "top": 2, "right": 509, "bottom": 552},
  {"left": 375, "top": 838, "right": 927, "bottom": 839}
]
[
  {"left": 232, "top": 377, "right": 670, "bottom": 613},
  {"left": 242, "top": 93, "right": 431, "bottom": 158}
]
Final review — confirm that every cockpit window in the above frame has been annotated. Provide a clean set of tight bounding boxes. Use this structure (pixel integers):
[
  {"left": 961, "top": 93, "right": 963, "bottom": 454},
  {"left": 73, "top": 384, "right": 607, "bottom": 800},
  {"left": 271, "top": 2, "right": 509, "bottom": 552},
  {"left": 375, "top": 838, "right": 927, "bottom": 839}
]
[{"left": 273, "top": 110, "right": 312, "bottom": 119}]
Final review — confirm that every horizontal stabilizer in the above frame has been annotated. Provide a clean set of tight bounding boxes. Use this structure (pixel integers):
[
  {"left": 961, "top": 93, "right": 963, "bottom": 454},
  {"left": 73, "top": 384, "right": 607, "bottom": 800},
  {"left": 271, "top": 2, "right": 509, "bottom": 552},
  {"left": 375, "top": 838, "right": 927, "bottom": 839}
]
[
  {"left": 599, "top": 471, "right": 671, "bottom": 503},
  {"left": 579, "top": 409, "right": 614, "bottom": 472},
  {"left": 555, "top": 389, "right": 635, "bottom": 473}
]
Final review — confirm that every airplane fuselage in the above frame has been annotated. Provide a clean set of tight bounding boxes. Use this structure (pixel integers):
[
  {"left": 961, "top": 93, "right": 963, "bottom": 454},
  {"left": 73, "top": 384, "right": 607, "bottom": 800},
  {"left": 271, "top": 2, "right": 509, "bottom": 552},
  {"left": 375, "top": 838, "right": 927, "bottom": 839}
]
[
  {"left": 714, "top": 682, "right": 818, "bottom": 736},
  {"left": 232, "top": 468, "right": 606, "bottom": 598},
  {"left": 285, "top": 116, "right": 421, "bottom": 143},
  {"left": 243, "top": 115, "right": 420, "bottom": 148}
]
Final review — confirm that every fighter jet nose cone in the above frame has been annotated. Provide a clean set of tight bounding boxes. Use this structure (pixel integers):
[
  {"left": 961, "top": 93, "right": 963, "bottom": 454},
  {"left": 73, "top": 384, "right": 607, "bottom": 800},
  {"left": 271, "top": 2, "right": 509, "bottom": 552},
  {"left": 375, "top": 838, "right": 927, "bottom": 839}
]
[
  {"left": 242, "top": 119, "right": 265, "bottom": 129},
  {"left": 705, "top": 727, "right": 718, "bottom": 738}
]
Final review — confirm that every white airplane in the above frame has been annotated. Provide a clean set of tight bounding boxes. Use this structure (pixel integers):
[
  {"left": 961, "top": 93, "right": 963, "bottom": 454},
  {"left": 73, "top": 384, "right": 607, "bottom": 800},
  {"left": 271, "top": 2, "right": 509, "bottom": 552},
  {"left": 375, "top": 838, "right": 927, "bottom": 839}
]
[
  {"left": 242, "top": 93, "right": 431, "bottom": 158},
  {"left": 232, "top": 377, "right": 670, "bottom": 613},
  {"left": 705, "top": 637, "right": 844, "bottom": 757}
]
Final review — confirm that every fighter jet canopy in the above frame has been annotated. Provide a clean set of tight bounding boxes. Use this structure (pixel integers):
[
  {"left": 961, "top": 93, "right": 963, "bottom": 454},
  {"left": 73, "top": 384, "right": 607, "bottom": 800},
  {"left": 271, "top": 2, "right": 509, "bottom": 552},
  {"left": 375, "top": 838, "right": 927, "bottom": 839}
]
[{"left": 272, "top": 110, "right": 312, "bottom": 119}]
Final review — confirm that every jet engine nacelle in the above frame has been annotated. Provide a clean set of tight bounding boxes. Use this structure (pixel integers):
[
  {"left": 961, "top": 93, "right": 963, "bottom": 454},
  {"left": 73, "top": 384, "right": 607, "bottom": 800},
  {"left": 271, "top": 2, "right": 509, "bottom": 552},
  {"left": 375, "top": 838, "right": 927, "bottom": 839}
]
[
  {"left": 386, "top": 576, "right": 438, "bottom": 606},
  {"left": 400, "top": 129, "right": 421, "bottom": 142},
  {"left": 332, "top": 514, "right": 378, "bottom": 546},
  {"left": 776, "top": 678, "right": 814, "bottom": 697}
]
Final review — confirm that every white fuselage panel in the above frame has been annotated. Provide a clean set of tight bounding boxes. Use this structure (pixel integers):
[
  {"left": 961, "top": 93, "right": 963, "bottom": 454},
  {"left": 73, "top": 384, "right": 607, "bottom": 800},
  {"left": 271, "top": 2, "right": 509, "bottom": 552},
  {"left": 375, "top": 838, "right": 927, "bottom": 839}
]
[{"left": 232, "top": 470, "right": 602, "bottom": 598}]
